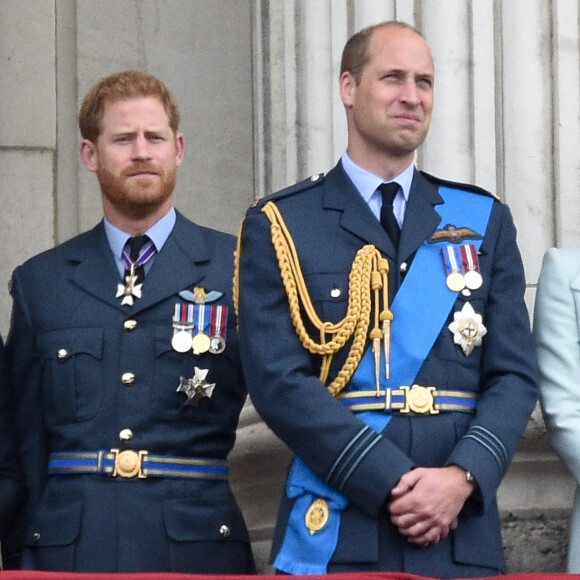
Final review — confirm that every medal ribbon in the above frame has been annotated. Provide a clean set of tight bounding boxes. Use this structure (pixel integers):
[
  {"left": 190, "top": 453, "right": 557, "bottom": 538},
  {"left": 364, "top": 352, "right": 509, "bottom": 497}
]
[
  {"left": 194, "top": 305, "right": 210, "bottom": 334},
  {"left": 441, "top": 245, "right": 463, "bottom": 277},
  {"left": 173, "top": 303, "right": 194, "bottom": 326},
  {"left": 121, "top": 239, "right": 157, "bottom": 272},
  {"left": 275, "top": 186, "right": 494, "bottom": 575},
  {"left": 210, "top": 305, "right": 228, "bottom": 341},
  {"left": 460, "top": 244, "right": 480, "bottom": 275}
]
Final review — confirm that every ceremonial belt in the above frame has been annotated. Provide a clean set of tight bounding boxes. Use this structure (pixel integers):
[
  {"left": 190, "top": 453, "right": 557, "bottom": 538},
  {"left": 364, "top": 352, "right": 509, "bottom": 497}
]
[
  {"left": 48, "top": 450, "right": 228, "bottom": 480},
  {"left": 338, "top": 385, "right": 478, "bottom": 415}
]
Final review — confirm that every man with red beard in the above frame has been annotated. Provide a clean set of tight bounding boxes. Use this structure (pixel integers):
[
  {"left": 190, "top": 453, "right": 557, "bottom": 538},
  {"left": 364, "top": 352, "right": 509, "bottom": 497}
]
[{"left": 4, "top": 71, "right": 255, "bottom": 574}]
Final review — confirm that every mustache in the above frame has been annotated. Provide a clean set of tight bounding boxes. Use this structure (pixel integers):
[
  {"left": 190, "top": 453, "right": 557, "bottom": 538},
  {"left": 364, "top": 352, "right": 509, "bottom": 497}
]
[{"left": 122, "top": 164, "right": 162, "bottom": 177}]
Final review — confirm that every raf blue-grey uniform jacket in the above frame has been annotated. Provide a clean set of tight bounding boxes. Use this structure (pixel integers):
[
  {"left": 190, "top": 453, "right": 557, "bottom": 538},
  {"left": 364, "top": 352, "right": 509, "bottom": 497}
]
[
  {"left": 237, "top": 162, "right": 538, "bottom": 578},
  {"left": 5, "top": 212, "right": 254, "bottom": 573}
]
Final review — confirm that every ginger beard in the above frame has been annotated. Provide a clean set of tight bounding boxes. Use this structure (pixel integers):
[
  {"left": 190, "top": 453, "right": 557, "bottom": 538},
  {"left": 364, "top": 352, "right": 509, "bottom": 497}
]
[{"left": 96, "top": 162, "right": 177, "bottom": 220}]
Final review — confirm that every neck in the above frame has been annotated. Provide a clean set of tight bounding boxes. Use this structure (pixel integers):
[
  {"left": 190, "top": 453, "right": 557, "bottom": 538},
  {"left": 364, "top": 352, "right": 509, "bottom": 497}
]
[
  {"left": 102, "top": 198, "right": 174, "bottom": 236},
  {"left": 346, "top": 144, "right": 415, "bottom": 182}
]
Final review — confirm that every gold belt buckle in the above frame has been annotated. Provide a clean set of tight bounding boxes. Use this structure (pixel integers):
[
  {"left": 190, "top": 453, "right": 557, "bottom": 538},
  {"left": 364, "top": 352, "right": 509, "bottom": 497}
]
[
  {"left": 111, "top": 449, "right": 148, "bottom": 478},
  {"left": 401, "top": 385, "right": 439, "bottom": 415}
]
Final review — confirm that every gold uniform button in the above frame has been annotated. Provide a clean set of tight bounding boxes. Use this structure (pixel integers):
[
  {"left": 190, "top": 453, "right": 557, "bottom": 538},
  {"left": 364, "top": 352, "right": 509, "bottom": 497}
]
[
  {"left": 119, "top": 429, "right": 134, "bottom": 442},
  {"left": 57, "top": 348, "right": 68, "bottom": 360},
  {"left": 219, "top": 525, "right": 231, "bottom": 538},
  {"left": 124, "top": 320, "right": 138, "bottom": 331},
  {"left": 121, "top": 372, "right": 136, "bottom": 385}
]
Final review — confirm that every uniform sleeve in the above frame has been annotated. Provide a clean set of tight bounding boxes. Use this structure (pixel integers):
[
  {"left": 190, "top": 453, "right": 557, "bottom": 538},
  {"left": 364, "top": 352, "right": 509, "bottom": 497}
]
[
  {"left": 445, "top": 203, "right": 539, "bottom": 508},
  {"left": 534, "top": 248, "right": 580, "bottom": 482},
  {"left": 0, "top": 334, "right": 24, "bottom": 539},
  {"left": 5, "top": 267, "right": 49, "bottom": 519},
  {"left": 237, "top": 207, "right": 414, "bottom": 517}
]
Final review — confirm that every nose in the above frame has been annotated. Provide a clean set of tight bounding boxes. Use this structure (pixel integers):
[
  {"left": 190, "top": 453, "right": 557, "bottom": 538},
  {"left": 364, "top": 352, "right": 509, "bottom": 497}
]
[
  {"left": 400, "top": 80, "right": 420, "bottom": 106},
  {"left": 132, "top": 134, "right": 152, "bottom": 161}
]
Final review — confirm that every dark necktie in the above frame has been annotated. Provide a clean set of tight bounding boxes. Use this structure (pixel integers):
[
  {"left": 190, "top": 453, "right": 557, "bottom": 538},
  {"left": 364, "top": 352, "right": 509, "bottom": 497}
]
[
  {"left": 124, "top": 235, "right": 154, "bottom": 286},
  {"left": 379, "top": 182, "right": 401, "bottom": 249}
]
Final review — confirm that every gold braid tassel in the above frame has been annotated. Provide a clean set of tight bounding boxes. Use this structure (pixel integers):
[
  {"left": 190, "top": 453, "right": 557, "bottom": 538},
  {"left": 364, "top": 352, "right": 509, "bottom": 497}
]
[
  {"left": 378, "top": 258, "right": 393, "bottom": 382},
  {"left": 260, "top": 201, "right": 392, "bottom": 397},
  {"left": 233, "top": 219, "right": 244, "bottom": 327}
]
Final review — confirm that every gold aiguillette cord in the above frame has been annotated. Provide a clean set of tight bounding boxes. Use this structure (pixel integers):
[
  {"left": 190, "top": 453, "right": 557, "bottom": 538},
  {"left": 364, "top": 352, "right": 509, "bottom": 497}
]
[
  {"left": 237, "top": 201, "right": 395, "bottom": 398},
  {"left": 370, "top": 258, "right": 393, "bottom": 396},
  {"left": 378, "top": 259, "right": 393, "bottom": 383}
]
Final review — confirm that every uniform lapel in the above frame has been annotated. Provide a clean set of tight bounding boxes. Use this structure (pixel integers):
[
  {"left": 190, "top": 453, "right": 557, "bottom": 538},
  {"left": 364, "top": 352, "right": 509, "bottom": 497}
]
[
  {"left": 68, "top": 223, "right": 127, "bottom": 312},
  {"left": 322, "top": 162, "right": 397, "bottom": 258},
  {"left": 398, "top": 170, "right": 444, "bottom": 263}
]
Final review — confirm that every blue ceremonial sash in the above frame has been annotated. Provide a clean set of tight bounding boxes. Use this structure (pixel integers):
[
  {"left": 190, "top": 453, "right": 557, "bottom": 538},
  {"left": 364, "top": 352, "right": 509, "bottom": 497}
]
[{"left": 274, "top": 187, "right": 494, "bottom": 574}]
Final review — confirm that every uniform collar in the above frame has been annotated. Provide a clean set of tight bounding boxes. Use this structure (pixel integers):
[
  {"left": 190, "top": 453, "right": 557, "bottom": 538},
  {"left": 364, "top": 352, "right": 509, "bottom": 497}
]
[{"left": 341, "top": 152, "right": 414, "bottom": 204}]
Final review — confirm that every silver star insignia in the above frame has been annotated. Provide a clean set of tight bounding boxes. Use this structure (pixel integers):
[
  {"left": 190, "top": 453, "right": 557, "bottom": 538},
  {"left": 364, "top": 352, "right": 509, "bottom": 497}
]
[{"left": 177, "top": 367, "right": 216, "bottom": 407}]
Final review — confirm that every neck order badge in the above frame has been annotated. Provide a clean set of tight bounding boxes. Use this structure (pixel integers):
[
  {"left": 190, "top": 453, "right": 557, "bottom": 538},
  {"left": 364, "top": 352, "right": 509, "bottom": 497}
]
[{"left": 116, "top": 235, "right": 157, "bottom": 306}]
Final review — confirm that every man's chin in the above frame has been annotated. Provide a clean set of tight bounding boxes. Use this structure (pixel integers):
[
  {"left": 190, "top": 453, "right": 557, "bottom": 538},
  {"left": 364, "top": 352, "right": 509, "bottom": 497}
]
[
  {"left": 121, "top": 200, "right": 169, "bottom": 220},
  {"left": 110, "top": 192, "right": 173, "bottom": 220}
]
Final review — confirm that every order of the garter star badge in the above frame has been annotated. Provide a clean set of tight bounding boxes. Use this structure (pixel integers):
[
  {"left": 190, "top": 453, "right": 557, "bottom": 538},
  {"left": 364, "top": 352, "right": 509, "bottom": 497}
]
[{"left": 448, "top": 302, "right": 487, "bottom": 356}]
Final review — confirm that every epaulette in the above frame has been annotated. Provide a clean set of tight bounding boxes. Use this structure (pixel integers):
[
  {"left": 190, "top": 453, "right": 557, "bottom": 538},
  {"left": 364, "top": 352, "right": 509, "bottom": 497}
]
[
  {"left": 248, "top": 173, "right": 326, "bottom": 210},
  {"left": 420, "top": 171, "right": 500, "bottom": 201}
]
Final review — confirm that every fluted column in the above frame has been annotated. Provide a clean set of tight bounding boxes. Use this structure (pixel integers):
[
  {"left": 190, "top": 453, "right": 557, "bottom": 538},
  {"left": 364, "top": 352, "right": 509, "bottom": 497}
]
[{"left": 552, "top": 0, "right": 580, "bottom": 248}]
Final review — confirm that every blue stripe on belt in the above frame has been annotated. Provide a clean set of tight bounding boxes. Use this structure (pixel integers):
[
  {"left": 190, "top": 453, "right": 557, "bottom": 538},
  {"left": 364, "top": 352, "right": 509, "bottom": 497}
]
[
  {"left": 48, "top": 450, "right": 228, "bottom": 480},
  {"left": 338, "top": 385, "right": 477, "bottom": 415}
]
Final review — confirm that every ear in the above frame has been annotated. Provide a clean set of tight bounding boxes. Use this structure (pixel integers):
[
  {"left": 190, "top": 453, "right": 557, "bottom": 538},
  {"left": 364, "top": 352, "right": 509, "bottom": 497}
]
[
  {"left": 80, "top": 139, "right": 98, "bottom": 172},
  {"left": 174, "top": 133, "right": 185, "bottom": 167},
  {"left": 340, "top": 71, "right": 356, "bottom": 108}
]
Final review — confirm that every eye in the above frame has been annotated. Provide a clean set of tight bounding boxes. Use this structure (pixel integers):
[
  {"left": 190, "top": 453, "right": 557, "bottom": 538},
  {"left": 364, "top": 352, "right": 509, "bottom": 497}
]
[{"left": 382, "top": 72, "right": 403, "bottom": 82}]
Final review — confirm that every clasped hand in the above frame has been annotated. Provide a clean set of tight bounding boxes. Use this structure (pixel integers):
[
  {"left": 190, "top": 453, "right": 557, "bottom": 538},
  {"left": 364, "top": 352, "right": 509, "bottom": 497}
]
[{"left": 388, "top": 465, "right": 474, "bottom": 547}]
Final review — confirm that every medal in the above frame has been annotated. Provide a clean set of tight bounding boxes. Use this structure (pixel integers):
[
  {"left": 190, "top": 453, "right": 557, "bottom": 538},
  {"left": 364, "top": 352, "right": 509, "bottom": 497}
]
[
  {"left": 305, "top": 498, "right": 329, "bottom": 535},
  {"left": 441, "top": 246, "right": 466, "bottom": 292},
  {"left": 116, "top": 239, "right": 157, "bottom": 305},
  {"left": 461, "top": 245, "right": 483, "bottom": 290},
  {"left": 192, "top": 304, "right": 210, "bottom": 354},
  {"left": 172, "top": 304, "right": 194, "bottom": 352},
  {"left": 448, "top": 301, "right": 487, "bottom": 356},
  {"left": 209, "top": 305, "right": 228, "bottom": 354},
  {"left": 116, "top": 266, "right": 143, "bottom": 306},
  {"left": 192, "top": 332, "right": 211, "bottom": 354},
  {"left": 464, "top": 270, "right": 483, "bottom": 290},
  {"left": 172, "top": 330, "right": 193, "bottom": 353},
  {"left": 176, "top": 367, "right": 216, "bottom": 407},
  {"left": 446, "top": 272, "right": 465, "bottom": 293}
]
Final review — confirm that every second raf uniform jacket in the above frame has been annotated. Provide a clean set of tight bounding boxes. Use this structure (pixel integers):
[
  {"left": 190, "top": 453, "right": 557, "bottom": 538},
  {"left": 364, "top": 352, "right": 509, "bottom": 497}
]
[{"left": 237, "top": 161, "right": 538, "bottom": 578}]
